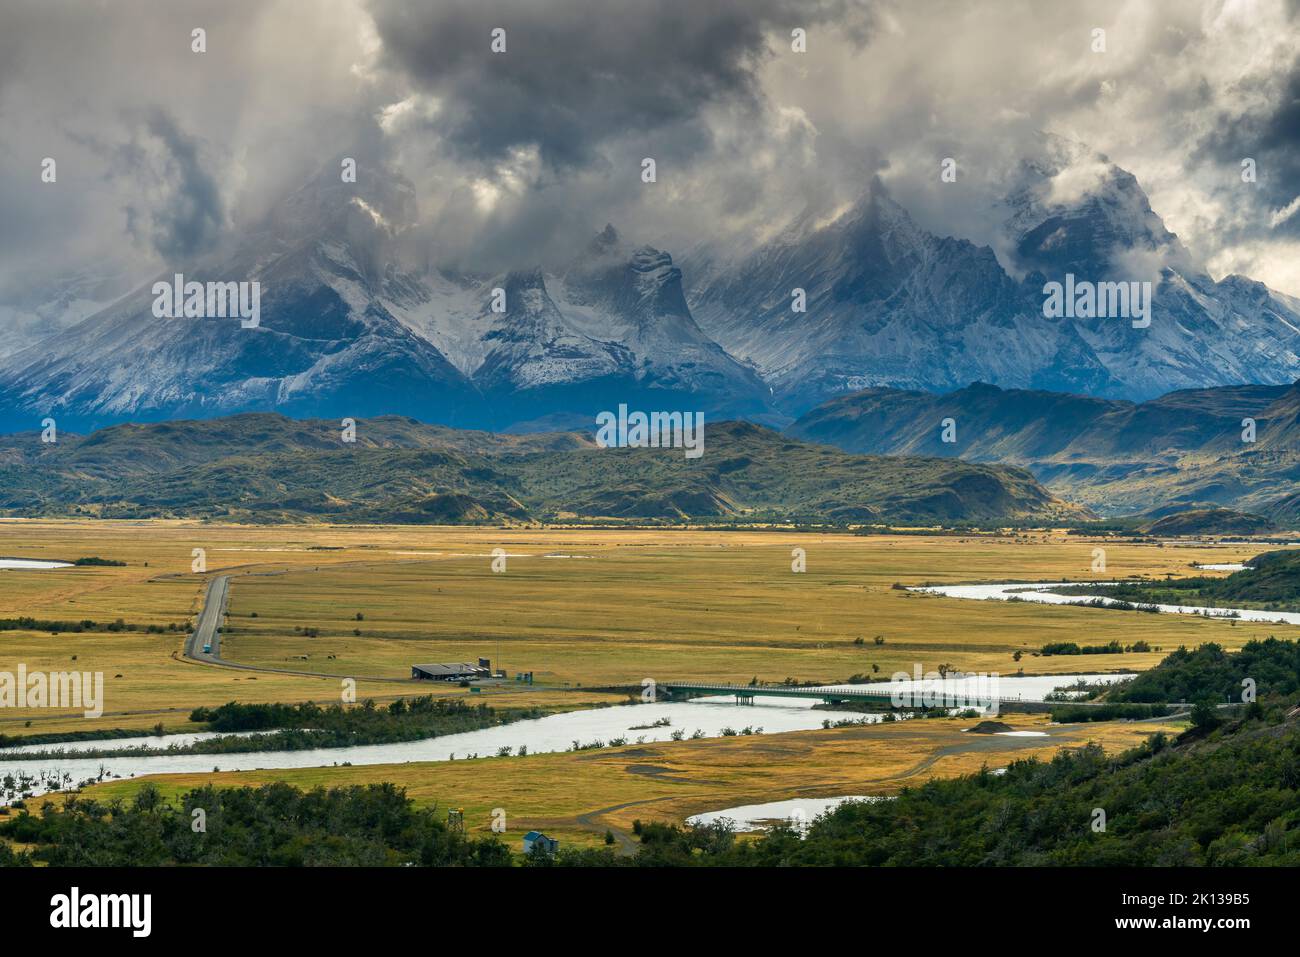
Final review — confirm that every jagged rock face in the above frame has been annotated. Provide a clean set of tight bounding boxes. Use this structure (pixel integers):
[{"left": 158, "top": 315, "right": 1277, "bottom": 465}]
[
  {"left": 0, "top": 177, "right": 775, "bottom": 432},
  {"left": 688, "top": 153, "right": 1300, "bottom": 414},
  {"left": 687, "top": 185, "right": 1109, "bottom": 411},
  {"left": 4, "top": 146, "right": 1300, "bottom": 432}
]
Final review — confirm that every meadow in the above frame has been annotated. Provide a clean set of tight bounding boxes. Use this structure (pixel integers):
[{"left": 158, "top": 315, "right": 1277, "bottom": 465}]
[
  {"left": 0, "top": 520, "right": 1290, "bottom": 740},
  {"left": 220, "top": 528, "right": 1287, "bottom": 685}
]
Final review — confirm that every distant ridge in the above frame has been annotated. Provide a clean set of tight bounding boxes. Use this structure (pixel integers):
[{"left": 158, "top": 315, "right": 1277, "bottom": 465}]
[
  {"left": 788, "top": 379, "right": 1300, "bottom": 520},
  {"left": 0, "top": 413, "right": 1087, "bottom": 526}
]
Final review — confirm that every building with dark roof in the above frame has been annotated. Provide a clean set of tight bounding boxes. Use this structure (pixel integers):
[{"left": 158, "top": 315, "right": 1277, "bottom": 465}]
[{"left": 410, "top": 662, "right": 490, "bottom": 681}]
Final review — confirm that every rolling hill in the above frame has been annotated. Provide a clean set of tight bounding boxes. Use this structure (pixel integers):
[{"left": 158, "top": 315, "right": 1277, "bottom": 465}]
[
  {"left": 0, "top": 413, "right": 1086, "bottom": 526},
  {"left": 788, "top": 379, "right": 1300, "bottom": 520}
]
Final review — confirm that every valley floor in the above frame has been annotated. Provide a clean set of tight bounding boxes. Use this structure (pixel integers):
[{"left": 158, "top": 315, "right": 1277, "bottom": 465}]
[
  {"left": 1, "top": 519, "right": 1290, "bottom": 847},
  {"left": 69, "top": 712, "right": 1184, "bottom": 852}
]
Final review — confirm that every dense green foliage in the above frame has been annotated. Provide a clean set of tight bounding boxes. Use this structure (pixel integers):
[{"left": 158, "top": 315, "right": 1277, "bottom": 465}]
[
  {"left": 0, "top": 782, "right": 511, "bottom": 866},
  {"left": 1040, "top": 640, "right": 1127, "bottom": 656},
  {"left": 1049, "top": 703, "right": 1173, "bottom": 723},
  {"left": 0, "top": 616, "right": 184, "bottom": 634},
  {"left": 0, "top": 727, "right": 172, "bottom": 749},
  {"left": 1109, "top": 638, "right": 1300, "bottom": 704}
]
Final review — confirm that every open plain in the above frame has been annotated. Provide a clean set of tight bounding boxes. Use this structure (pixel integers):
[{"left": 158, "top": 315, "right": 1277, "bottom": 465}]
[{"left": 3, "top": 519, "right": 1289, "bottom": 844}]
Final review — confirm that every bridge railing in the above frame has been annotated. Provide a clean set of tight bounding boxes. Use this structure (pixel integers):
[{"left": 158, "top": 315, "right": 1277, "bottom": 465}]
[
  {"left": 661, "top": 682, "right": 1193, "bottom": 709},
  {"left": 662, "top": 682, "right": 1103, "bottom": 706}
]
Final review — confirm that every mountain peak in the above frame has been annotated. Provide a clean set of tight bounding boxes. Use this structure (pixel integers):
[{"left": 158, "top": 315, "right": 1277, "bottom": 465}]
[
  {"left": 1001, "top": 143, "right": 1195, "bottom": 280},
  {"left": 623, "top": 247, "right": 686, "bottom": 310},
  {"left": 589, "top": 224, "right": 620, "bottom": 254},
  {"left": 267, "top": 158, "right": 418, "bottom": 243}
]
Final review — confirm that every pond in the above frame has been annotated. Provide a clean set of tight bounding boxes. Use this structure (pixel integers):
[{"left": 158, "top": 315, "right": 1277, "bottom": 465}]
[{"left": 687, "top": 796, "right": 880, "bottom": 832}]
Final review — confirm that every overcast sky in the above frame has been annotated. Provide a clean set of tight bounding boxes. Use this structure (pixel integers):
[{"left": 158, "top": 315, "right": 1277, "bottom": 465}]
[{"left": 1, "top": 0, "right": 1298, "bottom": 322}]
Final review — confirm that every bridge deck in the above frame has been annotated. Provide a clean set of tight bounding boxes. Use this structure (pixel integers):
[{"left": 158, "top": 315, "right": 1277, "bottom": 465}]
[{"left": 661, "top": 681, "right": 1045, "bottom": 706}]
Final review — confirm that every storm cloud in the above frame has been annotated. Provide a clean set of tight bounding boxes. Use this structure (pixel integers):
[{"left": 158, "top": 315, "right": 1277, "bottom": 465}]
[
  {"left": 1, "top": 0, "right": 1299, "bottom": 348},
  {"left": 366, "top": 0, "right": 874, "bottom": 171},
  {"left": 117, "top": 109, "right": 227, "bottom": 260}
]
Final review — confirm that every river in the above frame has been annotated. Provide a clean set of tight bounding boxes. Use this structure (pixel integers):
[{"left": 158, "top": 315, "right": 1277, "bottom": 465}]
[
  {"left": 0, "top": 673, "right": 1123, "bottom": 804},
  {"left": 912, "top": 581, "right": 1300, "bottom": 625},
  {"left": 0, "top": 558, "right": 71, "bottom": 570}
]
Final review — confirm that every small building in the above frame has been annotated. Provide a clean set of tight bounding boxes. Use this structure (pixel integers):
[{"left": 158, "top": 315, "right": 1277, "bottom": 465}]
[
  {"left": 522, "top": 831, "right": 558, "bottom": 856},
  {"left": 411, "top": 662, "right": 490, "bottom": 681}
]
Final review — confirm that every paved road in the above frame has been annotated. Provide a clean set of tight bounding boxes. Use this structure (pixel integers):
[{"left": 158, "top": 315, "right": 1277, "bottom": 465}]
[
  {"left": 184, "top": 575, "right": 230, "bottom": 663},
  {"left": 182, "top": 573, "right": 416, "bottom": 683}
]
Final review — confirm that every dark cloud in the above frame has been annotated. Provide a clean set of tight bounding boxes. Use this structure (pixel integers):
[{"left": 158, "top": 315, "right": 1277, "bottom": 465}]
[
  {"left": 0, "top": 0, "right": 387, "bottom": 330},
  {"left": 3, "top": 0, "right": 1300, "bottom": 334},
  {"left": 366, "top": 0, "right": 875, "bottom": 172},
  {"left": 1193, "top": 56, "right": 1300, "bottom": 238},
  {"left": 118, "top": 110, "right": 227, "bottom": 259},
  {"left": 1255, "top": 60, "right": 1300, "bottom": 231}
]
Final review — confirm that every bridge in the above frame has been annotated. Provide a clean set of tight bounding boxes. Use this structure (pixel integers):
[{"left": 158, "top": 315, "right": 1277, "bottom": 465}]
[{"left": 658, "top": 681, "right": 1057, "bottom": 711}]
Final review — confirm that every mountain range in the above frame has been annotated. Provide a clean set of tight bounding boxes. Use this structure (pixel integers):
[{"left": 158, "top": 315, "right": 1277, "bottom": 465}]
[
  {"left": 3, "top": 137, "right": 1300, "bottom": 433},
  {"left": 0, "top": 413, "right": 1084, "bottom": 525},
  {"left": 787, "top": 379, "right": 1300, "bottom": 521}
]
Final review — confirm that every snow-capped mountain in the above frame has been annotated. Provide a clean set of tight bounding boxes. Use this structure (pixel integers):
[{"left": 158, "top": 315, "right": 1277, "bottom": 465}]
[
  {"left": 0, "top": 170, "right": 774, "bottom": 433},
  {"left": 380, "top": 224, "right": 774, "bottom": 429},
  {"left": 686, "top": 144, "right": 1300, "bottom": 414},
  {"left": 0, "top": 169, "right": 487, "bottom": 432},
  {"left": 3, "top": 142, "right": 1300, "bottom": 432},
  {"left": 0, "top": 269, "right": 135, "bottom": 360}
]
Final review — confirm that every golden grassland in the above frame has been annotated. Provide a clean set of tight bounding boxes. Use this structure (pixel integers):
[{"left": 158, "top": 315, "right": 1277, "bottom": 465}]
[
  {"left": 214, "top": 527, "right": 1293, "bottom": 684},
  {"left": 0, "top": 520, "right": 1292, "bottom": 738},
  {"left": 71, "top": 713, "right": 1185, "bottom": 850}
]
